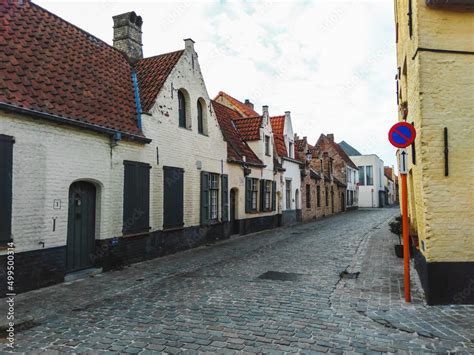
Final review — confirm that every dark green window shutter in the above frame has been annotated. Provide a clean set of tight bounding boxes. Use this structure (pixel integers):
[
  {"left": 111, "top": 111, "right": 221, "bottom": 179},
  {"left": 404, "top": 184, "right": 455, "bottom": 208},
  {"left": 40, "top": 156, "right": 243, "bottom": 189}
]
[
  {"left": 123, "top": 161, "right": 150, "bottom": 234},
  {"left": 271, "top": 180, "right": 276, "bottom": 211},
  {"left": 260, "top": 180, "right": 265, "bottom": 212},
  {"left": 164, "top": 167, "right": 184, "bottom": 228},
  {"left": 201, "top": 171, "right": 210, "bottom": 225},
  {"left": 221, "top": 174, "right": 229, "bottom": 222},
  {"left": 0, "top": 135, "right": 14, "bottom": 243},
  {"left": 245, "top": 177, "right": 251, "bottom": 213}
]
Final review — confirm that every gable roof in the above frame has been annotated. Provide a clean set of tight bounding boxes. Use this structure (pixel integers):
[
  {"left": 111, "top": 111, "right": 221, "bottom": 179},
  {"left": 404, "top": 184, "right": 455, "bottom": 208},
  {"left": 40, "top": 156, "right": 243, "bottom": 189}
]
[
  {"left": 0, "top": 1, "right": 147, "bottom": 141},
  {"left": 315, "top": 134, "right": 358, "bottom": 169},
  {"left": 214, "top": 91, "right": 259, "bottom": 117},
  {"left": 270, "top": 115, "right": 287, "bottom": 157},
  {"left": 136, "top": 50, "right": 184, "bottom": 112},
  {"left": 339, "top": 140, "right": 362, "bottom": 156},
  {"left": 384, "top": 167, "right": 394, "bottom": 181},
  {"left": 211, "top": 100, "right": 262, "bottom": 166},
  {"left": 232, "top": 116, "right": 262, "bottom": 141}
]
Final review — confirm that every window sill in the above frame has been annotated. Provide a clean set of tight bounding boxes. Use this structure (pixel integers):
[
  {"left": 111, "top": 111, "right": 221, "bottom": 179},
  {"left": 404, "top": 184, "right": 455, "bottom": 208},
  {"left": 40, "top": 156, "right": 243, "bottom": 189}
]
[
  {"left": 122, "top": 229, "right": 152, "bottom": 238},
  {"left": 246, "top": 210, "right": 259, "bottom": 214},
  {"left": 162, "top": 225, "right": 185, "bottom": 232},
  {"left": 178, "top": 126, "right": 192, "bottom": 131},
  {"left": 198, "top": 132, "right": 208, "bottom": 137}
]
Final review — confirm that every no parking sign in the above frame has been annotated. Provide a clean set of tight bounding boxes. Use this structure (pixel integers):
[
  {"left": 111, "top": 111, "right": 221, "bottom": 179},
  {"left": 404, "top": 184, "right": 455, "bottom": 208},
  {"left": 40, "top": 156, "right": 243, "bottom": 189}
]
[{"left": 388, "top": 122, "right": 416, "bottom": 148}]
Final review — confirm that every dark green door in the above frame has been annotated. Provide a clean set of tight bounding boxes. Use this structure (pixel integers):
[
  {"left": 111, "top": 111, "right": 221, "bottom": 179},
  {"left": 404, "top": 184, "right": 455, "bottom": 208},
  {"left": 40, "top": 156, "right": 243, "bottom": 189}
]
[{"left": 66, "top": 181, "right": 96, "bottom": 272}]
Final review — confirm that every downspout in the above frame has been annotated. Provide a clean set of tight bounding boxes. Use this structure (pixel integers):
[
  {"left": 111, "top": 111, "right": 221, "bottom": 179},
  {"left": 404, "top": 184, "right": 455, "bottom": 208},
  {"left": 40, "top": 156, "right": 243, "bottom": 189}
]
[{"left": 131, "top": 69, "right": 143, "bottom": 130}]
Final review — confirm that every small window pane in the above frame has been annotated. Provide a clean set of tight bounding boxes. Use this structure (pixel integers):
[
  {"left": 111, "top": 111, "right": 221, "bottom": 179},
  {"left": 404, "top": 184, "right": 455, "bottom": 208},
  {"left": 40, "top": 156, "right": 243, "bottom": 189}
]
[
  {"left": 197, "top": 100, "right": 204, "bottom": 134},
  {"left": 366, "top": 166, "right": 373, "bottom": 185},
  {"left": 358, "top": 166, "right": 365, "bottom": 186}
]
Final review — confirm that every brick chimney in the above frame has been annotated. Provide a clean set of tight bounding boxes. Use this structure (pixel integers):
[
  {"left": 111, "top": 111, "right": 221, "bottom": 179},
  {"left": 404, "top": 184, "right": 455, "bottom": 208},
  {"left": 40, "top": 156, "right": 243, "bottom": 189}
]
[
  {"left": 113, "top": 12, "right": 143, "bottom": 63},
  {"left": 327, "top": 133, "right": 334, "bottom": 142},
  {"left": 244, "top": 99, "right": 254, "bottom": 111}
]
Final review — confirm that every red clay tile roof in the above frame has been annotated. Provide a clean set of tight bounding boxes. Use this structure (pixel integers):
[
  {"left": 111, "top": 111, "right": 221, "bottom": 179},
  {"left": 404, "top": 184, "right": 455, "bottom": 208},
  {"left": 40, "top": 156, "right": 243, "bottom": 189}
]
[
  {"left": 315, "top": 134, "right": 358, "bottom": 169},
  {"left": 273, "top": 135, "right": 288, "bottom": 157},
  {"left": 0, "top": 1, "right": 145, "bottom": 139},
  {"left": 214, "top": 91, "right": 259, "bottom": 117},
  {"left": 270, "top": 115, "right": 285, "bottom": 135},
  {"left": 384, "top": 167, "right": 394, "bottom": 180},
  {"left": 232, "top": 116, "right": 262, "bottom": 141},
  {"left": 136, "top": 50, "right": 184, "bottom": 112},
  {"left": 212, "top": 100, "right": 262, "bottom": 166},
  {"left": 270, "top": 115, "right": 287, "bottom": 157}
]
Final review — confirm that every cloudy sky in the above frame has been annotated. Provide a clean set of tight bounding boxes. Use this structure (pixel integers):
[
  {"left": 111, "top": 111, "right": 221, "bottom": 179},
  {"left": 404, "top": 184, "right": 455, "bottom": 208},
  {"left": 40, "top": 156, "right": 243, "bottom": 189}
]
[{"left": 37, "top": 0, "right": 398, "bottom": 168}]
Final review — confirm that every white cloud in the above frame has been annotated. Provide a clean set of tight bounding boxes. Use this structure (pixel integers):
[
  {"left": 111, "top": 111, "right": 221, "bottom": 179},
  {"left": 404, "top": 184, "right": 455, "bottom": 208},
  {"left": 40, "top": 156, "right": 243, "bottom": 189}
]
[{"left": 37, "top": 0, "right": 398, "bottom": 168}]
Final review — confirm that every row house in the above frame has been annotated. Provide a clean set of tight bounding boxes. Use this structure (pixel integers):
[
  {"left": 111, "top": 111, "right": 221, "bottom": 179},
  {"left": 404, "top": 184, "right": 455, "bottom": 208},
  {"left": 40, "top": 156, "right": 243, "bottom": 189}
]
[
  {"left": 214, "top": 92, "right": 302, "bottom": 227},
  {"left": 383, "top": 166, "right": 397, "bottom": 205},
  {"left": 0, "top": 1, "right": 361, "bottom": 295},
  {"left": 212, "top": 98, "right": 281, "bottom": 235},
  {"left": 314, "top": 134, "right": 360, "bottom": 211},
  {"left": 0, "top": 2, "right": 231, "bottom": 293},
  {"left": 295, "top": 135, "right": 352, "bottom": 222},
  {"left": 270, "top": 113, "right": 303, "bottom": 225}
]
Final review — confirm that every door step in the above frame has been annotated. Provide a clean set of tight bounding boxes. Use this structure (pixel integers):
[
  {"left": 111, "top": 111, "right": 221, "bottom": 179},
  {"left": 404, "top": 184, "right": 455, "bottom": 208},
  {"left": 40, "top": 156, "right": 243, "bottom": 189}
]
[{"left": 64, "top": 267, "right": 103, "bottom": 283}]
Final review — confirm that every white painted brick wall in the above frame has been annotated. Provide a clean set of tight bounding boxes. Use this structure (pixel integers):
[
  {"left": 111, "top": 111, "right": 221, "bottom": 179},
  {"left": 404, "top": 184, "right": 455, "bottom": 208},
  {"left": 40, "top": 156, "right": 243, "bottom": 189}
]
[{"left": 0, "top": 41, "right": 228, "bottom": 254}]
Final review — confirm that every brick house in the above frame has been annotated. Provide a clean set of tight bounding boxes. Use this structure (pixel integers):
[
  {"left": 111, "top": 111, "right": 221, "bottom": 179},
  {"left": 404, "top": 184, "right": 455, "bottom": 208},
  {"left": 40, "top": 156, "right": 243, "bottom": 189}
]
[
  {"left": 213, "top": 93, "right": 282, "bottom": 235},
  {"left": 313, "top": 134, "right": 358, "bottom": 212},
  {"left": 0, "top": 2, "right": 230, "bottom": 293}
]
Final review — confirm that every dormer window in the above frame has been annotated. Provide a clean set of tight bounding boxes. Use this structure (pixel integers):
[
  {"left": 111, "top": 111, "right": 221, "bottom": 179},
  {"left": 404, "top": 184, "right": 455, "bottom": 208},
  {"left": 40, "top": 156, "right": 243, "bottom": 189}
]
[{"left": 178, "top": 90, "right": 186, "bottom": 128}]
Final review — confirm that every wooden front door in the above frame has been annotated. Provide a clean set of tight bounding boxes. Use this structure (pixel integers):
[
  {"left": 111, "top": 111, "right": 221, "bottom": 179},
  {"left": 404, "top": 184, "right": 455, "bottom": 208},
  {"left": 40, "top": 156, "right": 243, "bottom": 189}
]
[
  {"left": 66, "top": 181, "right": 96, "bottom": 272},
  {"left": 230, "top": 189, "right": 239, "bottom": 235}
]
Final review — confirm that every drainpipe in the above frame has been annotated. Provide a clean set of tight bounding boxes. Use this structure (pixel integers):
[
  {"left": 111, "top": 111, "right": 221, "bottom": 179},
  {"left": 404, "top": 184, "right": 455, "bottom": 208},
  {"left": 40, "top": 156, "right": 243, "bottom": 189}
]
[{"left": 131, "top": 69, "right": 142, "bottom": 130}]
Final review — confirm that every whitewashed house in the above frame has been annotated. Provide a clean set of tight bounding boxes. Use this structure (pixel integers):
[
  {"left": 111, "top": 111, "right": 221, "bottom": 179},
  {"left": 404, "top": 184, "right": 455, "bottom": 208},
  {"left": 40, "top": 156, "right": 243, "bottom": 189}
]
[
  {"left": 213, "top": 93, "right": 282, "bottom": 234},
  {"left": 0, "top": 2, "right": 229, "bottom": 293},
  {"left": 271, "top": 112, "right": 303, "bottom": 225}
]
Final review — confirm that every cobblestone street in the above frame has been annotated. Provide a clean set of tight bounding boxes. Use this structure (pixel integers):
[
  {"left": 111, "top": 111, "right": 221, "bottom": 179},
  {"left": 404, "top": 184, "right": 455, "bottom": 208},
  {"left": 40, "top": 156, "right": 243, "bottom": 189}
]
[{"left": 2, "top": 208, "right": 473, "bottom": 353}]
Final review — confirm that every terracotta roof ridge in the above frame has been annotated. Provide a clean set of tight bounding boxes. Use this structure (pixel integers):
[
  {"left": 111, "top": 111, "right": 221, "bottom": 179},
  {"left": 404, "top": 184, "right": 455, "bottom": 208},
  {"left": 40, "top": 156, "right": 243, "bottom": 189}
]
[
  {"left": 28, "top": 1, "right": 125, "bottom": 56},
  {"left": 140, "top": 49, "right": 185, "bottom": 62},
  {"left": 211, "top": 99, "right": 241, "bottom": 115},
  {"left": 233, "top": 115, "right": 262, "bottom": 120}
]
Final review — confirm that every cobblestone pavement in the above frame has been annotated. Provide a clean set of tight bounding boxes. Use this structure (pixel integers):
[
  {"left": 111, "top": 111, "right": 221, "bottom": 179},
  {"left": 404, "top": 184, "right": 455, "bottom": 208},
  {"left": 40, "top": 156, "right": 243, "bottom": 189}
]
[{"left": 1, "top": 208, "right": 474, "bottom": 353}]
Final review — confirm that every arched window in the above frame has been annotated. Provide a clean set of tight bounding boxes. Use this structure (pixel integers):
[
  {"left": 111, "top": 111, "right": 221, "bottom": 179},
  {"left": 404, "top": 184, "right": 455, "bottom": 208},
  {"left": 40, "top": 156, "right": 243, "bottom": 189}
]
[
  {"left": 178, "top": 90, "right": 186, "bottom": 128},
  {"left": 197, "top": 100, "right": 204, "bottom": 134}
]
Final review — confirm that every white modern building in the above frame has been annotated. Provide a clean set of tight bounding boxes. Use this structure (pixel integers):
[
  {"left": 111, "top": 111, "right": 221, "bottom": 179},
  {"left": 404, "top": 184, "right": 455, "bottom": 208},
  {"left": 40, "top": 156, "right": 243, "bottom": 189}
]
[{"left": 349, "top": 154, "right": 385, "bottom": 208}]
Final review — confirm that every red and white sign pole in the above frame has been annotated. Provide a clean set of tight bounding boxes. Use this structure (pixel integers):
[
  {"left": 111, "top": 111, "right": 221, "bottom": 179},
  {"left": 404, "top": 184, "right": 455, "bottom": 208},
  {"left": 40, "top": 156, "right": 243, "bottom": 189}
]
[{"left": 389, "top": 122, "right": 416, "bottom": 303}]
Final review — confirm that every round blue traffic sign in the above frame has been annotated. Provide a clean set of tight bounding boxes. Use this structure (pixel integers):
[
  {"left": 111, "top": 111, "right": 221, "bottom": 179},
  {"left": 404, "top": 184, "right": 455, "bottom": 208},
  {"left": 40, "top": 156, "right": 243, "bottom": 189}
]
[{"left": 388, "top": 122, "right": 416, "bottom": 148}]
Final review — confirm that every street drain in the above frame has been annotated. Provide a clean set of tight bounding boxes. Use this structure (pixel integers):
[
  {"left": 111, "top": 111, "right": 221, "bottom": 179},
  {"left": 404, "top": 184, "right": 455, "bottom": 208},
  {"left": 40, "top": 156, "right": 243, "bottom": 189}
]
[
  {"left": 258, "top": 271, "right": 302, "bottom": 281},
  {"left": 340, "top": 271, "right": 360, "bottom": 279}
]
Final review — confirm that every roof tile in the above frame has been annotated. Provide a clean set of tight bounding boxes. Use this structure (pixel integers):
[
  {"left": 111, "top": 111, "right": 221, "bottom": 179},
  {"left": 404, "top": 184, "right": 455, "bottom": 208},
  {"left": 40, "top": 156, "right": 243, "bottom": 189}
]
[
  {"left": 212, "top": 100, "right": 262, "bottom": 166},
  {"left": 214, "top": 91, "right": 259, "bottom": 117},
  {"left": 136, "top": 50, "right": 184, "bottom": 112},
  {"left": 0, "top": 1, "right": 143, "bottom": 137}
]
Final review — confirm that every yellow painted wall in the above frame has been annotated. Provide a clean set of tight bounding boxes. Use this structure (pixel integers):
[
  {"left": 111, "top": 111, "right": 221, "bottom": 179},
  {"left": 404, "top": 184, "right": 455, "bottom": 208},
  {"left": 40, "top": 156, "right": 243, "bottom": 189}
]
[{"left": 394, "top": 0, "right": 474, "bottom": 262}]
